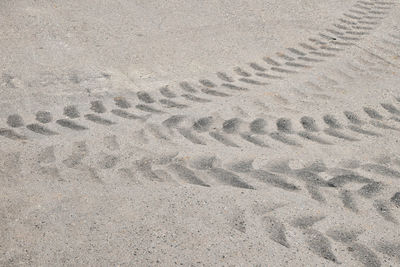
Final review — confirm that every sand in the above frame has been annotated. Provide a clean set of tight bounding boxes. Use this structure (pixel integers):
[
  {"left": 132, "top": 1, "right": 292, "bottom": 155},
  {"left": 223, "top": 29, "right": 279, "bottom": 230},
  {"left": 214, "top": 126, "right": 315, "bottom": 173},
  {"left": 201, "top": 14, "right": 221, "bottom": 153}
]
[{"left": 1, "top": 0, "right": 400, "bottom": 266}]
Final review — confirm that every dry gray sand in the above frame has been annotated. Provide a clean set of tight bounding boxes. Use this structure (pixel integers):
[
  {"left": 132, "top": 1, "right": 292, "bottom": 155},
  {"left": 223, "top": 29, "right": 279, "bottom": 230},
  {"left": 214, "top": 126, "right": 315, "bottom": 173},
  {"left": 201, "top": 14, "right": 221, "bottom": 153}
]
[{"left": 1, "top": 0, "right": 400, "bottom": 266}]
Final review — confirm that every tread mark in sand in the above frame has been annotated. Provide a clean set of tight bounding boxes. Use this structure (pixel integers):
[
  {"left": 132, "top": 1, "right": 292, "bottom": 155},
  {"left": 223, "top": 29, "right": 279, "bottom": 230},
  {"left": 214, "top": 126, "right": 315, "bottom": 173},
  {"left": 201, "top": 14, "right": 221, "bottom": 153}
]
[
  {"left": 64, "top": 105, "right": 80, "bottom": 118},
  {"left": 201, "top": 88, "right": 230, "bottom": 97},
  {"left": 159, "top": 99, "right": 188, "bottom": 109},
  {"left": 162, "top": 115, "right": 186, "bottom": 128},
  {"left": 191, "top": 159, "right": 255, "bottom": 190},
  {"left": 239, "top": 133, "right": 269, "bottom": 147},
  {"left": 271, "top": 67, "right": 297, "bottom": 74},
  {"left": 135, "top": 104, "right": 163, "bottom": 113},
  {"left": 177, "top": 128, "right": 206, "bottom": 145},
  {"left": 36, "top": 111, "right": 52, "bottom": 124},
  {"left": 84, "top": 114, "right": 115, "bottom": 125},
  {"left": 7, "top": 114, "right": 24, "bottom": 128},
  {"left": 159, "top": 86, "right": 177, "bottom": 98},
  {"left": 168, "top": 163, "right": 210, "bottom": 187},
  {"left": 249, "top": 63, "right": 267, "bottom": 72},
  {"left": 269, "top": 132, "right": 300, "bottom": 146},
  {"left": 179, "top": 81, "right": 197, "bottom": 93},
  {"left": 216, "top": 72, "right": 234, "bottom": 82},
  {"left": 238, "top": 78, "right": 267, "bottom": 85},
  {"left": 221, "top": 83, "right": 249, "bottom": 91},
  {"left": 249, "top": 118, "right": 267, "bottom": 134},
  {"left": 181, "top": 94, "right": 211, "bottom": 103},
  {"left": 300, "top": 116, "right": 319, "bottom": 132},
  {"left": 263, "top": 57, "right": 281, "bottom": 66},
  {"left": 137, "top": 91, "right": 155, "bottom": 103},
  {"left": 0, "top": 128, "right": 26, "bottom": 140},
  {"left": 114, "top": 97, "right": 131, "bottom": 109},
  {"left": 255, "top": 72, "right": 283, "bottom": 79},
  {"left": 199, "top": 79, "right": 216, "bottom": 88},
  {"left": 26, "top": 124, "right": 58, "bottom": 135},
  {"left": 193, "top": 117, "right": 213, "bottom": 132},
  {"left": 56, "top": 119, "right": 88, "bottom": 130},
  {"left": 90, "top": 100, "right": 107, "bottom": 113},
  {"left": 233, "top": 67, "right": 251, "bottom": 77},
  {"left": 111, "top": 109, "right": 148, "bottom": 121},
  {"left": 297, "top": 131, "right": 332, "bottom": 145},
  {"left": 209, "top": 131, "right": 239, "bottom": 147},
  {"left": 364, "top": 107, "right": 384, "bottom": 119}
]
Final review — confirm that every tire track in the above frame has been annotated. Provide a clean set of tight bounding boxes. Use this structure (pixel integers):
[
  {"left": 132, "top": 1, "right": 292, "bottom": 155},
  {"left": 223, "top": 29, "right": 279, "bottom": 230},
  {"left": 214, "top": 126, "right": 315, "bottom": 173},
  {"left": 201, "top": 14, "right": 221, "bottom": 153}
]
[
  {"left": 1, "top": 1, "right": 400, "bottom": 265},
  {"left": 10, "top": 138, "right": 398, "bottom": 264}
]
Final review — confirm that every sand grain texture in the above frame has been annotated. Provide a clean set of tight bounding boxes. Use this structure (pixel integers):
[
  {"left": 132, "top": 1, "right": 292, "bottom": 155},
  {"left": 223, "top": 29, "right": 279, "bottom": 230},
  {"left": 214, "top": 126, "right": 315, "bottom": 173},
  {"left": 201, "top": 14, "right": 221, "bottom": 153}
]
[{"left": 1, "top": 0, "right": 400, "bottom": 266}]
